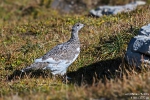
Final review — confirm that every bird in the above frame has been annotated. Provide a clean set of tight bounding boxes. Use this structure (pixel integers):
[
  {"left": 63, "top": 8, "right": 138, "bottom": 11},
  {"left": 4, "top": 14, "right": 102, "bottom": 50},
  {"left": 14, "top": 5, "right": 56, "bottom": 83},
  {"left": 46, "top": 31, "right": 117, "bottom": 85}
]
[{"left": 21, "top": 23, "right": 84, "bottom": 80}]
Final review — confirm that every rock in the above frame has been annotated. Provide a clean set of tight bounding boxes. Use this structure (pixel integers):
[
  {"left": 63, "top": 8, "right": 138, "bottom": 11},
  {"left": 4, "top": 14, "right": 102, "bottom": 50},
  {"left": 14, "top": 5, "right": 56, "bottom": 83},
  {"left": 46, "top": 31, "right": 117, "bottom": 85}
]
[
  {"left": 132, "top": 36, "right": 150, "bottom": 55},
  {"left": 134, "top": 0, "right": 146, "bottom": 5},
  {"left": 90, "top": 6, "right": 124, "bottom": 17},
  {"left": 125, "top": 24, "right": 150, "bottom": 68},
  {"left": 51, "top": 0, "right": 86, "bottom": 13},
  {"left": 51, "top": 0, "right": 72, "bottom": 13},
  {"left": 139, "top": 24, "right": 150, "bottom": 36},
  {"left": 125, "top": 49, "right": 150, "bottom": 68},
  {"left": 90, "top": 1, "right": 146, "bottom": 17}
]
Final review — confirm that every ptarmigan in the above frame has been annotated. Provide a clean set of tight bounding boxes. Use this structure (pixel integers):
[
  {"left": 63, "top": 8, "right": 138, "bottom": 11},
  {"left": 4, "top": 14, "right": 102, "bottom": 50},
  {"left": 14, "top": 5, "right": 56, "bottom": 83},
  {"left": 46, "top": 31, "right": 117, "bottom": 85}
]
[{"left": 21, "top": 23, "right": 84, "bottom": 78}]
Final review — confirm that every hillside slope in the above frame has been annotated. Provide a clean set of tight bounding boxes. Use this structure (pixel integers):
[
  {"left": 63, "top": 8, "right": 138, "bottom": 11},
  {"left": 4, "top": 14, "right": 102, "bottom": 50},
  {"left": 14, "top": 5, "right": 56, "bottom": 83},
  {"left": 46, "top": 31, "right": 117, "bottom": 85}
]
[{"left": 0, "top": 0, "right": 150, "bottom": 100}]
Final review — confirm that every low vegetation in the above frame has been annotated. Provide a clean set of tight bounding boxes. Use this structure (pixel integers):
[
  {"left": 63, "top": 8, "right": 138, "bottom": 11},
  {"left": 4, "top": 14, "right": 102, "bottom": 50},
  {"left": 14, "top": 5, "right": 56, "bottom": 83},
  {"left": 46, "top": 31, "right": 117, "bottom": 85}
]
[{"left": 0, "top": 0, "right": 150, "bottom": 100}]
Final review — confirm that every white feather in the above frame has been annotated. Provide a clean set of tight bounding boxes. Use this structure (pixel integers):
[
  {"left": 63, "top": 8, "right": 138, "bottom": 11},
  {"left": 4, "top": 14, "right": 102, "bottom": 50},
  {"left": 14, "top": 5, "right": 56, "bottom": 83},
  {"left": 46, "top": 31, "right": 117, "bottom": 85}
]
[
  {"left": 76, "top": 47, "right": 80, "bottom": 52},
  {"left": 45, "top": 54, "right": 79, "bottom": 75},
  {"left": 35, "top": 57, "right": 59, "bottom": 64}
]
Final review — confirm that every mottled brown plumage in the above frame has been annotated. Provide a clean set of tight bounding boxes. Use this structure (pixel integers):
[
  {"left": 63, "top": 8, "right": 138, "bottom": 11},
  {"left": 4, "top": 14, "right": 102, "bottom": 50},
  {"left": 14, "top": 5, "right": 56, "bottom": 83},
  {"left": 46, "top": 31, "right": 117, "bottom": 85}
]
[{"left": 22, "top": 23, "right": 84, "bottom": 76}]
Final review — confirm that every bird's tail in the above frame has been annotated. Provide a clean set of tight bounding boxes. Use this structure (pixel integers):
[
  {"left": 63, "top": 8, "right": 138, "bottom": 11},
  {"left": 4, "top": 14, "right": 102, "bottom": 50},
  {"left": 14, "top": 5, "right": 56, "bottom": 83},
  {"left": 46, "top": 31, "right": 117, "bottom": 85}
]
[
  {"left": 21, "top": 66, "right": 33, "bottom": 72},
  {"left": 21, "top": 62, "right": 49, "bottom": 72}
]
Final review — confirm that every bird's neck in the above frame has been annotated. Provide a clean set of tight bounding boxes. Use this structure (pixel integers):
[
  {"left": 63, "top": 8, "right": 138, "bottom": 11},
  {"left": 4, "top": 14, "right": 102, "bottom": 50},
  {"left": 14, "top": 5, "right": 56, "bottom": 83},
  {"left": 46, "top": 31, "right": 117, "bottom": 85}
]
[{"left": 70, "top": 30, "right": 79, "bottom": 41}]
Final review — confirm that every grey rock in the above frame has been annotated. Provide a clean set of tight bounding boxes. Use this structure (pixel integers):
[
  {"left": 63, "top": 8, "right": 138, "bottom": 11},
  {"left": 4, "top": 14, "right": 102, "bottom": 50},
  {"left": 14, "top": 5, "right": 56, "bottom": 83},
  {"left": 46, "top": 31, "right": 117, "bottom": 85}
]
[
  {"left": 90, "top": 6, "right": 124, "bottom": 17},
  {"left": 90, "top": 1, "right": 146, "bottom": 17},
  {"left": 132, "top": 36, "right": 150, "bottom": 55},
  {"left": 125, "top": 47, "right": 150, "bottom": 68},
  {"left": 51, "top": 0, "right": 72, "bottom": 13},
  {"left": 139, "top": 24, "right": 150, "bottom": 36},
  {"left": 125, "top": 24, "right": 150, "bottom": 68}
]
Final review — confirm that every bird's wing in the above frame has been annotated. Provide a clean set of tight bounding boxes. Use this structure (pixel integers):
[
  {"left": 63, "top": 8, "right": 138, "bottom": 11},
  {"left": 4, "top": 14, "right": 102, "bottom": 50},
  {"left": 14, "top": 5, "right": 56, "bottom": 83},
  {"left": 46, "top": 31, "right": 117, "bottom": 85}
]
[{"left": 35, "top": 43, "right": 69, "bottom": 64}]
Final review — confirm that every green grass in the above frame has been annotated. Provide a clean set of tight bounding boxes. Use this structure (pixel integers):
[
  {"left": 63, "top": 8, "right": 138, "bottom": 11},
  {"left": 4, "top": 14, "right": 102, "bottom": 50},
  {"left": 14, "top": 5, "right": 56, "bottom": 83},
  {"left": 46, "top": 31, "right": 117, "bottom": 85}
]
[{"left": 0, "top": 0, "right": 150, "bottom": 100}]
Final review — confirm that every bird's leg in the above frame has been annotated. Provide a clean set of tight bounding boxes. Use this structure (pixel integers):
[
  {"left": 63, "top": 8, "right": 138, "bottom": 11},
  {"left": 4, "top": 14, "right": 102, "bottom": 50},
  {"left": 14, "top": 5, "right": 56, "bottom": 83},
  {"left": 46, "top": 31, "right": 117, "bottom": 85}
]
[
  {"left": 62, "top": 74, "right": 67, "bottom": 84},
  {"left": 62, "top": 74, "right": 72, "bottom": 83},
  {"left": 51, "top": 75, "right": 56, "bottom": 81}
]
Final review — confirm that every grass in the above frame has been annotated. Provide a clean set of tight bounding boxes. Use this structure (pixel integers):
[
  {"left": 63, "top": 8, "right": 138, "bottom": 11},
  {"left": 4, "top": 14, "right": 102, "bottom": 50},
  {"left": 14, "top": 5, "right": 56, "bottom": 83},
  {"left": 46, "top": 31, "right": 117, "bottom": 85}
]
[{"left": 0, "top": 0, "right": 150, "bottom": 100}]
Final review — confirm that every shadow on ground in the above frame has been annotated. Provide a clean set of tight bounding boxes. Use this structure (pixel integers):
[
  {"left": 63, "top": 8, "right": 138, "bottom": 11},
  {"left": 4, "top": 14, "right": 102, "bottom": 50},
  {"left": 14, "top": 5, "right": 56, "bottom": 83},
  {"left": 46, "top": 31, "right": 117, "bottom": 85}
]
[
  {"left": 8, "top": 57, "right": 124, "bottom": 85},
  {"left": 7, "top": 69, "right": 52, "bottom": 81},
  {"left": 67, "top": 57, "right": 123, "bottom": 85}
]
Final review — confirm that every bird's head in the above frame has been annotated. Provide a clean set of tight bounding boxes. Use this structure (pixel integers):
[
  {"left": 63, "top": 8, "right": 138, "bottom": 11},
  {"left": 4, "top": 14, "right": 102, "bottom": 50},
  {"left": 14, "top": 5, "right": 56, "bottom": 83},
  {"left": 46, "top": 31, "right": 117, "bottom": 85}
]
[{"left": 72, "top": 23, "right": 84, "bottom": 32}]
